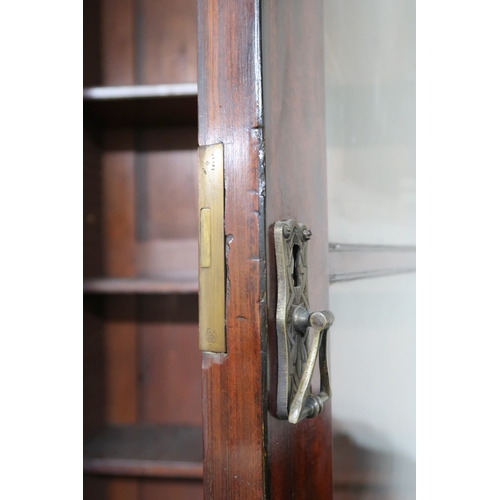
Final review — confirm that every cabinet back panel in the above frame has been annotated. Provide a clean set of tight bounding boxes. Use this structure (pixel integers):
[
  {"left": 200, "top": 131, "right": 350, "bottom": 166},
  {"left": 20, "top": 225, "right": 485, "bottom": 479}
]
[
  {"left": 102, "top": 127, "right": 198, "bottom": 280},
  {"left": 84, "top": 130, "right": 104, "bottom": 278},
  {"left": 83, "top": 0, "right": 102, "bottom": 87},
  {"left": 103, "top": 130, "right": 137, "bottom": 277},
  {"left": 138, "top": 295, "right": 201, "bottom": 426},
  {"left": 105, "top": 295, "right": 138, "bottom": 424},
  {"left": 102, "top": 0, "right": 135, "bottom": 85},
  {"left": 100, "top": 0, "right": 197, "bottom": 86},
  {"left": 102, "top": 295, "right": 201, "bottom": 427},
  {"left": 84, "top": 476, "right": 107, "bottom": 500},
  {"left": 84, "top": 296, "right": 106, "bottom": 439},
  {"left": 139, "top": 478, "right": 203, "bottom": 500},
  {"left": 84, "top": 129, "right": 105, "bottom": 440},
  {"left": 89, "top": 477, "right": 203, "bottom": 500}
]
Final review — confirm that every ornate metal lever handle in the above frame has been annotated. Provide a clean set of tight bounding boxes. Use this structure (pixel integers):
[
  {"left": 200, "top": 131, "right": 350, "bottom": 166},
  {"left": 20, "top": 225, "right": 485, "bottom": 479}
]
[
  {"left": 274, "top": 220, "right": 334, "bottom": 424},
  {"left": 288, "top": 307, "right": 334, "bottom": 424}
]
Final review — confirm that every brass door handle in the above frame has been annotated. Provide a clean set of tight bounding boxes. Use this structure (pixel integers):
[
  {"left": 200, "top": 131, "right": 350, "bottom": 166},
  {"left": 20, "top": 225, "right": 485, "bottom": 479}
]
[{"left": 274, "top": 220, "right": 334, "bottom": 424}]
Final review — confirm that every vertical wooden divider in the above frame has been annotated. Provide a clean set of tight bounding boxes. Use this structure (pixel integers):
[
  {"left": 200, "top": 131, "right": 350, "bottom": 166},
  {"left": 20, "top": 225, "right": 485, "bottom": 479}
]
[
  {"left": 101, "top": 0, "right": 135, "bottom": 86},
  {"left": 102, "top": 129, "right": 139, "bottom": 499}
]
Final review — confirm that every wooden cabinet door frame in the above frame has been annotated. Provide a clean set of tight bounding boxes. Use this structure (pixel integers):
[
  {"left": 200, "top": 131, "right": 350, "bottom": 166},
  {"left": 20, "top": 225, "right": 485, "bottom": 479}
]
[{"left": 198, "top": 0, "right": 333, "bottom": 498}]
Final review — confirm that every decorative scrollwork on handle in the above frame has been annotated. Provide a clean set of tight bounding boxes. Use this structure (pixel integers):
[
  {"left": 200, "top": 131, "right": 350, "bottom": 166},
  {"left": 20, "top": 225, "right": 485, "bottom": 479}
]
[{"left": 274, "top": 220, "right": 334, "bottom": 424}]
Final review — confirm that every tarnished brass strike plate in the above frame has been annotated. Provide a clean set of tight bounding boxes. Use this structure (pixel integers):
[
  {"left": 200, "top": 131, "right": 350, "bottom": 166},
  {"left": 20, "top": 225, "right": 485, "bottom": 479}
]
[{"left": 198, "top": 144, "right": 225, "bottom": 352}]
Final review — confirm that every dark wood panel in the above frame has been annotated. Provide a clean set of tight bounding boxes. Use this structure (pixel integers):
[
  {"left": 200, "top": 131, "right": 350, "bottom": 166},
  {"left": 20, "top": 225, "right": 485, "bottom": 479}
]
[
  {"left": 101, "top": 0, "right": 134, "bottom": 85},
  {"left": 100, "top": 0, "right": 197, "bottom": 86},
  {"left": 83, "top": 130, "right": 103, "bottom": 277},
  {"left": 83, "top": 296, "right": 106, "bottom": 440},
  {"left": 329, "top": 244, "right": 416, "bottom": 283},
  {"left": 105, "top": 296, "right": 138, "bottom": 424},
  {"left": 144, "top": 148, "right": 197, "bottom": 240},
  {"left": 83, "top": 0, "right": 102, "bottom": 87},
  {"left": 83, "top": 277, "right": 198, "bottom": 294},
  {"left": 140, "top": 0, "right": 198, "bottom": 84},
  {"left": 83, "top": 476, "right": 204, "bottom": 500},
  {"left": 83, "top": 424, "right": 203, "bottom": 478},
  {"left": 138, "top": 295, "right": 202, "bottom": 426},
  {"left": 136, "top": 238, "right": 198, "bottom": 281},
  {"left": 262, "top": 0, "right": 333, "bottom": 498},
  {"left": 100, "top": 128, "right": 198, "bottom": 281},
  {"left": 103, "top": 130, "right": 137, "bottom": 277},
  {"left": 139, "top": 478, "right": 203, "bottom": 500},
  {"left": 83, "top": 78, "right": 105, "bottom": 442},
  {"left": 108, "top": 478, "right": 139, "bottom": 500},
  {"left": 198, "top": 0, "right": 267, "bottom": 498},
  {"left": 83, "top": 475, "right": 107, "bottom": 500}
]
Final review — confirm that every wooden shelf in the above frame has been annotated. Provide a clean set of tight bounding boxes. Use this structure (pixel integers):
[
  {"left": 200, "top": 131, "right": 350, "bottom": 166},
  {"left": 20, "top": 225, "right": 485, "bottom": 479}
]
[
  {"left": 83, "top": 277, "right": 198, "bottom": 294},
  {"left": 83, "top": 83, "right": 198, "bottom": 128},
  {"left": 83, "top": 424, "right": 203, "bottom": 479}
]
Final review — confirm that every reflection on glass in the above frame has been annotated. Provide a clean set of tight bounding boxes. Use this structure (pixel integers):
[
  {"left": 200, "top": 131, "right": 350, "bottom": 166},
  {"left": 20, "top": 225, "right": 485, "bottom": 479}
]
[
  {"left": 325, "top": 0, "right": 415, "bottom": 245},
  {"left": 324, "top": 1, "right": 416, "bottom": 498},
  {"left": 329, "top": 275, "right": 415, "bottom": 498}
]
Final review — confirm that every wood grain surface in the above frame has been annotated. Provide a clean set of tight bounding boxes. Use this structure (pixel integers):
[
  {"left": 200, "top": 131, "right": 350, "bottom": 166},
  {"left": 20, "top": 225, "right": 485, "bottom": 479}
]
[
  {"left": 198, "top": 0, "right": 267, "bottom": 498},
  {"left": 101, "top": 0, "right": 197, "bottom": 86},
  {"left": 198, "top": 0, "right": 334, "bottom": 498},
  {"left": 262, "top": 1, "right": 333, "bottom": 498}
]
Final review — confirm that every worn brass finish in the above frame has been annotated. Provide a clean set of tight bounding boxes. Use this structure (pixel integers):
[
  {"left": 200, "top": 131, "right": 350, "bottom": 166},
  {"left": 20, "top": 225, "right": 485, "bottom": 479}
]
[
  {"left": 274, "top": 220, "right": 334, "bottom": 424},
  {"left": 198, "top": 144, "right": 226, "bottom": 352},
  {"left": 200, "top": 208, "right": 211, "bottom": 268}
]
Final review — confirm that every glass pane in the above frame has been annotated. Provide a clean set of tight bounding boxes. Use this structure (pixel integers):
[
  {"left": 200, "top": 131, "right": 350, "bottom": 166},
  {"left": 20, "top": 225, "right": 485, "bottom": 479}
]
[
  {"left": 324, "top": 1, "right": 416, "bottom": 498},
  {"left": 325, "top": 0, "right": 415, "bottom": 245},
  {"left": 329, "top": 275, "right": 416, "bottom": 498}
]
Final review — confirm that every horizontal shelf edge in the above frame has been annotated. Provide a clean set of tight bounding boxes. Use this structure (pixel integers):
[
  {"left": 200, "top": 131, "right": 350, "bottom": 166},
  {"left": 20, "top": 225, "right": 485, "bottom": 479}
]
[
  {"left": 83, "top": 458, "right": 203, "bottom": 479},
  {"left": 84, "top": 424, "right": 203, "bottom": 479},
  {"left": 83, "top": 278, "right": 198, "bottom": 294},
  {"left": 84, "top": 83, "right": 198, "bottom": 100}
]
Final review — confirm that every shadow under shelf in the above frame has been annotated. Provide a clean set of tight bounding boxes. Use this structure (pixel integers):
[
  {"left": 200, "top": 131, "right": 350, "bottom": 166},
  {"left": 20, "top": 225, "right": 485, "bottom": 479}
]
[
  {"left": 83, "top": 83, "right": 198, "bottom": 128},
  {"left": 84, "top": 424, "right": 203, "bottom": 479}
]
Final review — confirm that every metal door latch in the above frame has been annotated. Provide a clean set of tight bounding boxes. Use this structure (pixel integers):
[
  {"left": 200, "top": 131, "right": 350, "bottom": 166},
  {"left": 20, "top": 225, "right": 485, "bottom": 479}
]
[{"left": 274, "top": 220, "right": 334, "bottom": 424}]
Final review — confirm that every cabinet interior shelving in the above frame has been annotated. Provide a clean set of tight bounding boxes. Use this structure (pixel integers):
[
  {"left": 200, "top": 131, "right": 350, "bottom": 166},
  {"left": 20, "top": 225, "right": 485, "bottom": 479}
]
[{"left": 83, "top": 1, "right": 202, "bottom": 498}]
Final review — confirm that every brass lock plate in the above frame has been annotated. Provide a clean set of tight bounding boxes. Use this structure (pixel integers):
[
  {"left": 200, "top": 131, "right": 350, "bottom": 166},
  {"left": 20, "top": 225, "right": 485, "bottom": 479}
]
[{"left": 198, "top": 144, "right": 226, "bottom": 352}]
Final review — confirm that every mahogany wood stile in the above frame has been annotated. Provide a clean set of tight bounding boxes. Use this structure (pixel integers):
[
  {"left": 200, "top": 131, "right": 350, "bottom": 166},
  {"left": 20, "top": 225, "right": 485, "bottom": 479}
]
[
  {"left": 198, "top": 0, "right": 333, "bottom": 498},
  {"left": 262, "top": 0, "right": 333, "bottom": 497},
  {"left": 198, "top": 0, "right": 267, "bottom": 497}
]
